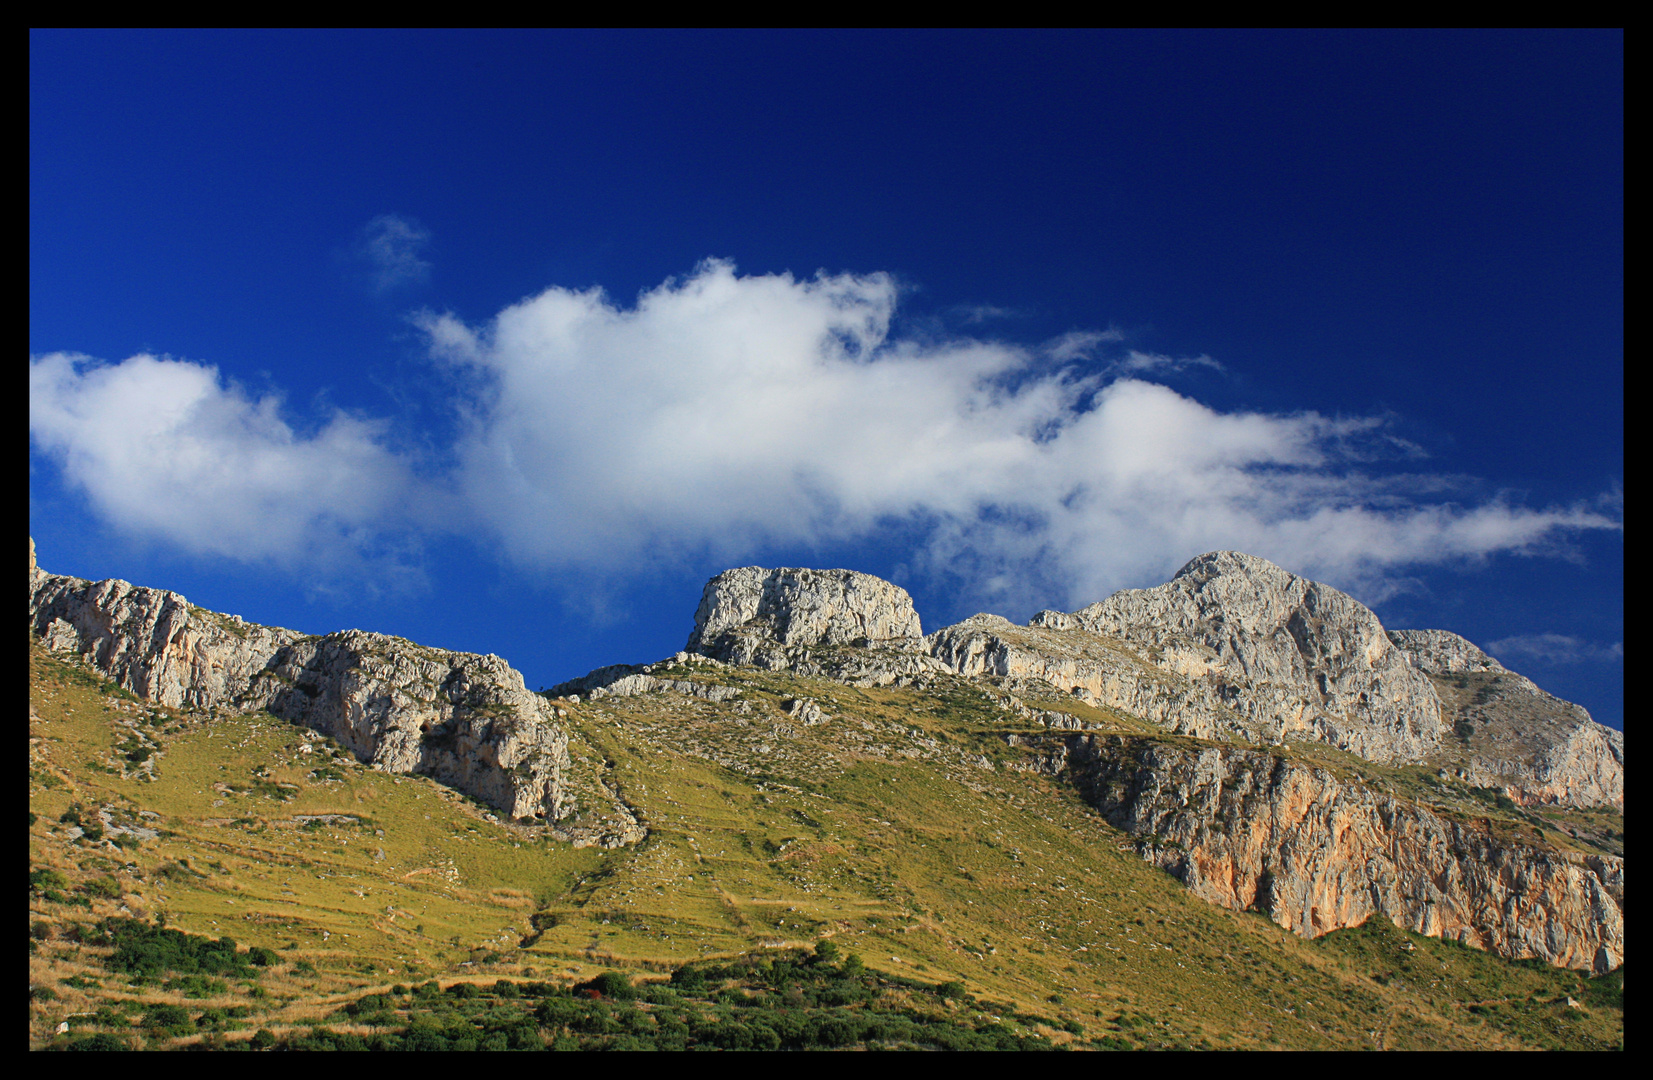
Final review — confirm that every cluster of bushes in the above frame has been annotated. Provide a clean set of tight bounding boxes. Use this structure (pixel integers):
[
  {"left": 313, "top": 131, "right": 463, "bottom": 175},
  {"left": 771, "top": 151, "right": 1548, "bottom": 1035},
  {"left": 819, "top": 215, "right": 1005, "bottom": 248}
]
[
  {"left": 47, "top": 930, "right": 1068, "bottom": 1052},
  {"left": 159, "top": 945, "right": 1057, "bottom": 1052},
  {"left": 89, "top": 918, "right": 267, "bottom": 980},
  {"left": 29, "top": 867, "right": 95, "bottom": 908}
]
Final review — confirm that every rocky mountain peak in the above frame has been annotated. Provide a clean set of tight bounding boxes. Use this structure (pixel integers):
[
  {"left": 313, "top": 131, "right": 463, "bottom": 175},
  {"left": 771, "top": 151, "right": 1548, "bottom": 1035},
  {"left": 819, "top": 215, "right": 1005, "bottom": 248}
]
[
  {"left": 686, "top": 566, "right": 923, "bottom": 661},
  {"left": 1056, "top": 551, "right": 1443, "bottom": 762},
  {"left": 1172, "top": 548, "right": 1298, "bottom": 585}
]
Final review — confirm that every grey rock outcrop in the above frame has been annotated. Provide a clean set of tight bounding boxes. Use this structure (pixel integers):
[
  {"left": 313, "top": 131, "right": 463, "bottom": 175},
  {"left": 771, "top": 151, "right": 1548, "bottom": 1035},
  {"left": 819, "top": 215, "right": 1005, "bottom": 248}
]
[
  {"left": 1047, "top": 551, "right": 1445, "bottom": 763},
  {"left": 1386, "top": 629, "right": 1506, "bottom": 675},
  {"left": 252, "top": 630, "right": 579, "bottom": 825},
  {"left": 686, "top": 567, "right": 924, "bottom": 663},
  {"left": 928, "top": 613, "right": 1260, "bottom": 742},
  {"left": 547, "top": 652, "right": 744, "bottom": 702},
  {"left": 1386, "top": 629, "right": 1623, "bottom": 809},
  {"left": 29, "top": 545, "right": 641, "bottom": 846},
  {"left": 31, "top": 560, "right": 305, "bottom": 711},
  {"left": 1045, "top": 734, "right": 1623, "bottom": 974},
  {"left": 930, "top": 554, "right": 1621, "bottom": 808}
]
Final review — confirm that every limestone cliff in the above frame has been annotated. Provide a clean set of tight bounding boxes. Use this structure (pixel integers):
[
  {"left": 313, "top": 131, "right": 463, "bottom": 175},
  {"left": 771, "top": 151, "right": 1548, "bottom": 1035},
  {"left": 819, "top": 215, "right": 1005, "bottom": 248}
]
[
  {"left": 28, "top": 546, "right": 640, "bottom": 847},
  {"left": 1390, "top": 630, "right": 1624, "bottom": 810},
  {"left": 1034, "top": 551, "right": 1445, "bottom": 763},
  {"left": 31, "top": 552, "right": 305, "bottom": 710},
  {"left": 1036, "top": 734, "right": 1623, "bottom": 974},
  {"left": 926, "top": 553, "right": 1621, "bottom": 809},
  {"left": 927, "top": 614, "right": 1260, "bottom": 742},
  {"left": 687, "top": 566, "right": 924, "bottom": 659},
  {"left": 684, "top": 566, "right": 946, "bottom": 684}
]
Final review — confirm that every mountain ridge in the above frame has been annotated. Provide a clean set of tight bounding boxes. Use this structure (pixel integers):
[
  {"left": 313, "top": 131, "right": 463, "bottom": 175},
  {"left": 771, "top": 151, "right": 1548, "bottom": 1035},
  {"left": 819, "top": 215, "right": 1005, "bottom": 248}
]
[{"left": 28, "top": 539, "right": 1623, "bottom": 975}]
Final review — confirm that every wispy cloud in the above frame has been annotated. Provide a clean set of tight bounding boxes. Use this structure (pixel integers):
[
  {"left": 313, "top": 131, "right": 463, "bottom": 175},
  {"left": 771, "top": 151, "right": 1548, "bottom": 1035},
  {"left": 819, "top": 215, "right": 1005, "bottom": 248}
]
[
  {"left": 29, "top": 259, "right": 1623, "bottom": 609},
  {"left": 1485, "top": 634, "right": 1624, "bottom": 666},
  {"left": 1044, "top": 329, "right": 1126, "bottom": 362},
  {"left": 354, "top": 214, "right": 432, "bottom": 295},
  {"left": 1108, "top": 349, "right": 1224, "bottom": 377}
]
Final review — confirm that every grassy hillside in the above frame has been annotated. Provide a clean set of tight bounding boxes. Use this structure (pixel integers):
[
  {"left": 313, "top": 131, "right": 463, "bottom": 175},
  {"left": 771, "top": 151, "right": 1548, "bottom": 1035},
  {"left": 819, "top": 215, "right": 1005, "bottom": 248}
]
[{"left": 29, "top": 639, "right": 1623, "bottom": 1050}]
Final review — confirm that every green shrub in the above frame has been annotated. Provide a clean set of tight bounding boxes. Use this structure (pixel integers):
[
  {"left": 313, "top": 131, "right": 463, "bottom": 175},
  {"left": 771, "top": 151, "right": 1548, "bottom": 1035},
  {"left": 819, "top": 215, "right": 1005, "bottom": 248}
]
[
  {"left": 669, "top": 965, "right": 707, "bottom": 991},
  {"left": 30, "top": 868, "right": 71, "bottom": 900},
  {"left": 144, "top": 1004, "right": 195, "bottom": 1036},
  {"left": 580, "top": 971, "right": 637, "bottom": 1000},
  {"left": 82, "top": 875, "right": 121, "bottom": 899},
  {"left": 62, "top": 1033, "right": 129, "bottom": 1051},
  {"left": 97, "top": 918, "right": 258, "bottom": 979}
]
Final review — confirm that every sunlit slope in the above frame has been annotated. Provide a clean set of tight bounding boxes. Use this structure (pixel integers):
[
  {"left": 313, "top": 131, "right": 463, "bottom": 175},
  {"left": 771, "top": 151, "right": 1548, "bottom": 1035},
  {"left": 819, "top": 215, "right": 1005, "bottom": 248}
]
[{"left": 30, "top": 640, "right": 1623, "bottom": 1050}]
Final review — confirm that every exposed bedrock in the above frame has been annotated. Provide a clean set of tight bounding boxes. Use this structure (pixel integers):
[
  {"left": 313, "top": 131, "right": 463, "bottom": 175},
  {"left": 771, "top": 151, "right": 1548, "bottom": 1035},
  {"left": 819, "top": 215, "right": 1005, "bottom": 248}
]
[
  {"left": 686, "top": 566, "right": 924, "bottom": 661},
  {"left": 1039, "top": 734, "right": 1622, "bottom": 974},
  {"left": 29, "top": 545, "right": 640, "bottom": 846},
  {"left": 1035, "top": 551, "right": 1446, "bottom": 763},
  {"left": 1387, "top": 629, "right": 1624, "bottom": 811}
]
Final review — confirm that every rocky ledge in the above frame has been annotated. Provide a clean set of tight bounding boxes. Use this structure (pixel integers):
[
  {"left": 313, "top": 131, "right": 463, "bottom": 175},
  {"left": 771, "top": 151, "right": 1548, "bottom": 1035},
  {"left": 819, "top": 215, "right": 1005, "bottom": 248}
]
[{"left": 28, "top": 541, "right": 640, "bottom": 847}]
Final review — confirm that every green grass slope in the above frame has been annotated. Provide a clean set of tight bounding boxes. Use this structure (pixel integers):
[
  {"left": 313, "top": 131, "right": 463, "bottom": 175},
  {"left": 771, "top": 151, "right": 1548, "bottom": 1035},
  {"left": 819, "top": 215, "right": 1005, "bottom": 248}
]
[{"left": 29, "top": 639, "right": 1622, "bottom": 1050}]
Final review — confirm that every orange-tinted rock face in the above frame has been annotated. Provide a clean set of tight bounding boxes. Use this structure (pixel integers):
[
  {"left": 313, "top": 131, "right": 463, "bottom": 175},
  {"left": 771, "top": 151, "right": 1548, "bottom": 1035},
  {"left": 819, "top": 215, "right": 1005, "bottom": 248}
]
[{"left": 1056, "top": 735, "right": 1622, "bottom": 974}]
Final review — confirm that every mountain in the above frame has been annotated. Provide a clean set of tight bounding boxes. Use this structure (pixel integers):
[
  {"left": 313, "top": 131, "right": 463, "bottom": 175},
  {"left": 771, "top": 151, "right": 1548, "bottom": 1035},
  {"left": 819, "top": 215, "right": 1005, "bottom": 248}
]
[{"left": 28, "top": 541, "right": 1624, "bottom": 1050}]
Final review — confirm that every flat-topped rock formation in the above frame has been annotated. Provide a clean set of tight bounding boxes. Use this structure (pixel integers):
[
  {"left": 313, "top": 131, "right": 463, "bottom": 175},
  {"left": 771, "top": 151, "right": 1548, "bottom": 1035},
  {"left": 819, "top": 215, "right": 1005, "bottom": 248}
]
[{"left": 687, "top": 566, "right": 924, "bottom": 661}]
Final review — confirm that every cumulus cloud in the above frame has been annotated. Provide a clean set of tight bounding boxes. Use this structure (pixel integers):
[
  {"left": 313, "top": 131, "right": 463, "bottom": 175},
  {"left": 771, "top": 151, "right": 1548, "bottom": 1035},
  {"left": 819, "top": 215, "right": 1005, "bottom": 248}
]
[
  {"left": 354, "top": 214, "right": 432, "bottom": 294},
  {"left": 30, "top": 259, "right": 1622, "bottom": 607},
  {"left": 419, "top": 259, "right": 1620, "bottom": 607},
  {"left": 1485, "top": 634, "right": 1624, "bottom": 666},
  {"left": 28, "top": 352, "right": 432, "bottom": 575}
]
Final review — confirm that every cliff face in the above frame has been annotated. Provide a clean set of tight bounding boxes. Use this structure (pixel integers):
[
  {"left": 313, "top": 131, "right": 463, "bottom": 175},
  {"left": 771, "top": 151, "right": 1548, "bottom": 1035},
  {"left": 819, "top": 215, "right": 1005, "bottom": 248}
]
[
  {"left": 1388, "top": 630, "right": 1624, "bottom": 811},
  {"left": 925, "top": 554, "right": 1622, "bottom": 809},
  {"left": 928, "top": 614, "right": 1259, "bottom": 742},
  {"left": 28, "top": 549, "right": 640, "bottom": 847},
  {"left": 31, "top": 558, "right": 304, "bottom": 710},
  {"left": 1039, "top": 734, "right": 1623, "bottom": 974}
]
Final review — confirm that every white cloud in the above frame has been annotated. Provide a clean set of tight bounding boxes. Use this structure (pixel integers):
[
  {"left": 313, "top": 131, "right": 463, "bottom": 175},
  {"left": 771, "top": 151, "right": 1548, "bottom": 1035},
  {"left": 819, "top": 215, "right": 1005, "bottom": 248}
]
[
  {"left": 356, "top": 214, "right": 431, "bottom": 294},
  {"left": 423, "top": 259, "right": 1620, "bottom": 607},
  {"left": 1485, "top": 634, "right": 1624, "bottom": 666},
  {"left": 28, "top": 352, "right": 432, "bottom": 576},
  {"left": 30, "top": 260, "right": 1622, "bottom": 610}
]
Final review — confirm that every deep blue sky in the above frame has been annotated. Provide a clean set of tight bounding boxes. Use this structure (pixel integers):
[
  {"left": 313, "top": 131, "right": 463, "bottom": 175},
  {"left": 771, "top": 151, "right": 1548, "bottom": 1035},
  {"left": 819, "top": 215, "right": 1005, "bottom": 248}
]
[{"left": 30, "top": 30, "right": 1622, "bottom": 727}]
